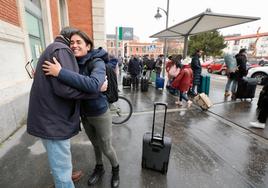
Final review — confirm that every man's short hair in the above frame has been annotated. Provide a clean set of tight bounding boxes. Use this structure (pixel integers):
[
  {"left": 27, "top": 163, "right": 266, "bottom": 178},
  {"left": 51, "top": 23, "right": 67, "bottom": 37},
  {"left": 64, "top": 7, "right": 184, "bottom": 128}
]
[
  {"left": 60, "top": 26, "right": 79, "bottom": 41},
  {"left": 239, "top": 48, "right": 247, "bottom": 54},
  {"left": 196, "top": 49, "right": 203, "bottom": 54}
]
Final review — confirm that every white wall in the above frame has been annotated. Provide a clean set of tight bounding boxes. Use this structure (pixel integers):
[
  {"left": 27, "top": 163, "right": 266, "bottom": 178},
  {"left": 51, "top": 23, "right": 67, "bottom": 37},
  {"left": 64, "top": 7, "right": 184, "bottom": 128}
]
[
  {"left": 92, "top": 0, "right": 106, "bottom": 48},
  {"left": 0, "top": 8, "right": 32, "bottom": 143}
]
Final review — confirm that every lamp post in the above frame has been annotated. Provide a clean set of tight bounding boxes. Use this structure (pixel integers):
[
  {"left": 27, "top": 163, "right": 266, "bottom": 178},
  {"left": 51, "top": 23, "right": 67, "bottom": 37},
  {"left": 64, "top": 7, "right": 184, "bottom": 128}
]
[{"left": 154, "top": 0, "right": 169, "bottom": 77}]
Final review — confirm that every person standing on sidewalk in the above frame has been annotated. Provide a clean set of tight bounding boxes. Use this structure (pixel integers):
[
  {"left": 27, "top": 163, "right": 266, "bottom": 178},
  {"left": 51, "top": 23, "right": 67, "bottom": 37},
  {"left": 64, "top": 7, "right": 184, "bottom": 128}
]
[
  {"left": 190, "top": 49, "right": 203, "bottom": 96},
  {"left": 128, "top": 54, "right": 143, "bottom": 89},
  {"left": 171, "top": 57, "right": 193, "bottom": 107},
  {"left": 42, "top": 30, "right": 120, "bottom": 188},
  {"left": 27, "top": 27, "right": 107, "bottom": 188},
  {"left": 233, "top": 48, "right": 248, "bottom": 99},
  {"left": 155, "top": 54, "right": 164, "bottom": 77},
  {"left": 223, "top": 53, "right": 238, "bottom": 98},
  {"left": 250, "top": 77, "right": 268, "bottom": 129}
]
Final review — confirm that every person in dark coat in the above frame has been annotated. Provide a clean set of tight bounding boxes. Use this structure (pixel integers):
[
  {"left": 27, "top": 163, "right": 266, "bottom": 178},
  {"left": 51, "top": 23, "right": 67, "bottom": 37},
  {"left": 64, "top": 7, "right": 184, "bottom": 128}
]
[
  {"left": 190, "top": 49, "right": 203, "bottom": 95},
  {"left": 108, "top": 54, "right": 119, "bottom": 76},
  {"left": 128, "top": 55, "right": 143, "bottom": 89},
  {"left": 235, "top": 48, "right": 248, "bottom": 79},
  {"left": 250, "top": 76, "right": 268, "bottom": 129},
  {"left": 233, "top": 48, "right": 248, "bottom": 99},
  {"left": 27, "top": 27, "right": 106, "bottom": 188},
  {"left": 146, "top": 54, "right": 156, "bottom": 83},
  {"left": 155, "top": 54, "right": 164, "bottom": 77}
]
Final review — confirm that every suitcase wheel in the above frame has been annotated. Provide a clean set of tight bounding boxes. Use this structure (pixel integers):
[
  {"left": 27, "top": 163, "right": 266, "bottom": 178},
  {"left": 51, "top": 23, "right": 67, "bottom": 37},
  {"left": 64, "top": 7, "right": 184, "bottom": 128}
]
[
  {"left": 162, "top": 162, "right": 168, "bottom": 174},
  {"left": 200, "top": 106, "right": 207, "bottom": 111},
  {"left": 141, "top": 159, "right": 146, "bottom": 168}
]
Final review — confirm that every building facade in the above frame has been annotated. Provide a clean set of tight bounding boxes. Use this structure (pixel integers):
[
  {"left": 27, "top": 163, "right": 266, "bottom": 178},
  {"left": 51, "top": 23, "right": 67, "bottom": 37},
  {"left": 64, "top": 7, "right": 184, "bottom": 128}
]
[
  {"left": 123, "top": 41, "right": 163, "bottom": 58},
  {"left": 106, "top": 34, "right": 124, "bottom": 57},
  {"left": 224, "top": 32, "right": 268, "bottom": 59},
  {"left": 106, "top": 34, "right": 184, "bottom": 59},
  {"left": 0, "top": 0, "right": 105, "bottom": 143}
]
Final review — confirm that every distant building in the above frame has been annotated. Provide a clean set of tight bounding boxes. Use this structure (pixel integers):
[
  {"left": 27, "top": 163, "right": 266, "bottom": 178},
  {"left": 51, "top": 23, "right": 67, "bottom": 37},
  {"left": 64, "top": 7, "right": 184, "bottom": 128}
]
[
  {"left": 123, "top": 41, "right": 163, "bottom": 58},
  {"left": 106, "top": 35, "right": 184, "bottom": 58},
  {"left": 0, "top": 0, "right": 105, "bottom": 143},
  {"left": 154, "top": 38, "right": 184, "bottom": 56},
  {"left": 224, "top": 32, "right": 268, "bottom": 58},
  {"left": 106, "top": 34, "right": 124, "bottom": 57}
]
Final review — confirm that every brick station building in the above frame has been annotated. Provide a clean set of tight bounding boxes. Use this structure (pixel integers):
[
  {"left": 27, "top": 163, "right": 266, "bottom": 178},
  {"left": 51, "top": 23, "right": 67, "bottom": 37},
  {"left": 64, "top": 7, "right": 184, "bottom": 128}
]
[{"left": 0, "top": 0, "right": 105, "bottom": 142}]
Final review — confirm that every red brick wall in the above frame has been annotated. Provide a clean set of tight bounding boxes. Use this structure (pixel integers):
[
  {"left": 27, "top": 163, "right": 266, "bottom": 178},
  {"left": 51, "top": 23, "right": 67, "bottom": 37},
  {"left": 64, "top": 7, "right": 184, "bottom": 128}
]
[
  {"left": 0, "top": 0, "right": 20, "bottom": 26},
  {"left": 50, "top": 0, "right": 60, "bottom": 38},
  {"left": 68, "top": 0, "right": 93, "bottom": 38}
]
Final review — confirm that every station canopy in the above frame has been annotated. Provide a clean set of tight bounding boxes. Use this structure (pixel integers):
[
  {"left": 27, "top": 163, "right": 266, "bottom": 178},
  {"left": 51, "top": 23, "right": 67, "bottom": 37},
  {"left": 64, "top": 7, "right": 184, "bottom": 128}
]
[
  {"left": 150, "top": 9, "right": 260, "bottom": 38},
  {"left": 150, "top": 9, "right": 260, "bottom": 57}
]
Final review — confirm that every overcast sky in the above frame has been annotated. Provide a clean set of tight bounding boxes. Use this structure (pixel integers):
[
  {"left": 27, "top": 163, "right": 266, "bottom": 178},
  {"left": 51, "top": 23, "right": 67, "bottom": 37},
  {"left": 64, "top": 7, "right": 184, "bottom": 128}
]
[{"left": 105, "top": 0, "right": 267, "bottom": 42}]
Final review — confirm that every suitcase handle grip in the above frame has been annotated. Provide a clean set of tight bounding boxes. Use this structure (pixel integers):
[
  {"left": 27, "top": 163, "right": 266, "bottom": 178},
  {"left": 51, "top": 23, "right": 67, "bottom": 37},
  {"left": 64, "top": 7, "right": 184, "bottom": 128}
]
[
  {"left": 151, "top": 102, "right": 168, "bottom": 144},
  {"left": 150, "top": 139, "right": 165, "bottom": 149}
]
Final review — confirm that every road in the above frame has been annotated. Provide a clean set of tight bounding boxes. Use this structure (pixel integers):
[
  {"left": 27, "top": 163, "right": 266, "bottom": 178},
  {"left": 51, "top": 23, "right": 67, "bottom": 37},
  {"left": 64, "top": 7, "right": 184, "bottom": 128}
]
[{"left": 0, "top": 71, "right": 268, "bottom": 188}]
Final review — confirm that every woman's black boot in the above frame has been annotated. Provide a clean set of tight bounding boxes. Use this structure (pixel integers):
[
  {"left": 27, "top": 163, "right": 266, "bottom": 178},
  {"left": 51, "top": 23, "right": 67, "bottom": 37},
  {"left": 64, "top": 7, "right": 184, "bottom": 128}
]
[
  {"left": 87, "top": 164, "right": 105, "bottom": 186},
  {"left": 111, "top": 165, "right": 120, "bottom": 188}
]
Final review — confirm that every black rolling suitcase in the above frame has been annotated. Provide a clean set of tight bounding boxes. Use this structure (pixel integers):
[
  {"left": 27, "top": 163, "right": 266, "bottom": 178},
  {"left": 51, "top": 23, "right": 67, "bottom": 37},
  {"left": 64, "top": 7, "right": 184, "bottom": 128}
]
[
  {"left": 236, "top": 77, "right": 258, "bottom": 101},
  {"left": 122, "top": 74, "right": 131, "bottom": 88},
  {"left": 140, "top": 76, "right": 149, "bottom": 92},
  {"left": 142, "top": 102, "right": 171, "bottom": 174}
]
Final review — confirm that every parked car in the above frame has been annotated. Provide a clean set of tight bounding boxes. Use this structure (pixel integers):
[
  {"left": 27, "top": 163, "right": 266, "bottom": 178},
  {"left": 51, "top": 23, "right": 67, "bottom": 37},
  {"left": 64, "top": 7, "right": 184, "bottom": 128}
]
[
  {"left": 201, "top": 59, "right": 213, "bottom": 68},
  {"left": 258, "top": 59, "right": 268, "bottom": 66},
  {"left": 247, "top": 65, "right": 268, "bottom": 84},
  {"left": 207, "top": 59, "right": 227, "bottom": 75},
  {"left": 246, "top": 60, "right": 260, "bottom": 70}
]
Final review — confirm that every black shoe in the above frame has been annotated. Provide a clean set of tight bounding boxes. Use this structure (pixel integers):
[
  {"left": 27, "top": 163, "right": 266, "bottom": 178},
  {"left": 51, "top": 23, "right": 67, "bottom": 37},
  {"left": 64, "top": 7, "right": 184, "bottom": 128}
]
[
  {"left": 111, "top": 165, "right": 120, "bottom": 188},
  {"left": 88, "top": 164, "right": 105, "bottom": 186},
  {"left": 231, "top": 93, "right": 236, "bottom": 100}
]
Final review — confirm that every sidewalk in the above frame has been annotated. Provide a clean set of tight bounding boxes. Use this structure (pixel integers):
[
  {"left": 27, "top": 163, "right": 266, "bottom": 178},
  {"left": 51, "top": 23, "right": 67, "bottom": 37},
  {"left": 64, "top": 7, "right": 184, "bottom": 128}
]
[{"left": 1, "top": 79, "right": 268, "bottom": 188}]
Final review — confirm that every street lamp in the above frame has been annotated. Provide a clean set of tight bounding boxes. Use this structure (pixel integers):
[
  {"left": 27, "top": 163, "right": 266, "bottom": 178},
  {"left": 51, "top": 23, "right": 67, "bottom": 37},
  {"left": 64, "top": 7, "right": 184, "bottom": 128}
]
[{"left": 154, "top": 0, "right": 169, "bottom": 77}]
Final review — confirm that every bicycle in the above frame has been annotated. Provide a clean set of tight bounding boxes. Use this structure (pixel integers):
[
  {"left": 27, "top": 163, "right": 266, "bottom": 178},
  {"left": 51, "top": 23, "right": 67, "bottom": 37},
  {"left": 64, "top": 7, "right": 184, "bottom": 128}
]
[{"left": 110, "top": 95, "right": 133, "bottom": 125}]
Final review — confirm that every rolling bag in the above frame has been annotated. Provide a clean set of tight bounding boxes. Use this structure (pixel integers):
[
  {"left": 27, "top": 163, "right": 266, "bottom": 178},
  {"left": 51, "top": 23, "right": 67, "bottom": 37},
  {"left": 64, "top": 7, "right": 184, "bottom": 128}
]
[
  {"left": 155, "top": 77, "right": 165, "bottom": 89},
  {"left": 142, "top": 102, "right": 171, "bottom": 174},
  {"left": 122, "top": 74, "right": 131, "bottom": 88},
  {"left": 150, "top": 70, "right": 156, "bottom": 83},
  {"left": 205, "top": 74, "right": 210, "bottom": 96},
  {"left": 194, "top": 92, "right": 213, "bottom": 110},
  {"left": 198, "top": 74, "right": 210, "bottom": 96},
  {"left": 141, "top": 76, "right": 149, "bottom": 92},
  {"left": 236, "top": 77, "right": 258, "bottom": 101}
]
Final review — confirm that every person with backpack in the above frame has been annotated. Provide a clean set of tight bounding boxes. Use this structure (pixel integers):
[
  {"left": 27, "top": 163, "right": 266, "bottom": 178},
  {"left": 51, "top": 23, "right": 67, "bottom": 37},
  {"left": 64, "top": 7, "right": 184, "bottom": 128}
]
[
  {"left": 171, "top": 58, "right": 193, "bottom": 107},
  {"left": 223, "top": 53, "right": 238, "bottom": 98},
  {"left": 42, "top": 30, "right": 120, "bottom": 188}
]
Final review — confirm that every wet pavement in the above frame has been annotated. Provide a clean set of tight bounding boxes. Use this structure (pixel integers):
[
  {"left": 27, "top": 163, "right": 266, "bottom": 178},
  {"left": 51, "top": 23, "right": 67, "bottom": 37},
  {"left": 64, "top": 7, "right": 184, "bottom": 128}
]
[{"left": 1, "top": 73, "right": 268, "bottom": 188}]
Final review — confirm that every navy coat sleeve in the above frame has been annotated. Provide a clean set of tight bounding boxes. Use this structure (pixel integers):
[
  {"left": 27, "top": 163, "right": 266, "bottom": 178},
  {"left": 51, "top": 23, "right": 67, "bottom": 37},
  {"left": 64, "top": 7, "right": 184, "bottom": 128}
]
[
  {"left": 57, "top": 59, "right": 106, "bottom": 93},
  {"left": 49, "top": 49, "right": 98, "bottom": 99}
]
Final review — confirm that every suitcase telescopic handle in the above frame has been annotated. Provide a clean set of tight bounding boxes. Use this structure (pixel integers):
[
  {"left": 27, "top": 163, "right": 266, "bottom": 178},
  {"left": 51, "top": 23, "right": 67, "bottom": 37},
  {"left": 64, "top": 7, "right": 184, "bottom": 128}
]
[{"left": 151, "top": 102, "right": 168, "bottom": 144}]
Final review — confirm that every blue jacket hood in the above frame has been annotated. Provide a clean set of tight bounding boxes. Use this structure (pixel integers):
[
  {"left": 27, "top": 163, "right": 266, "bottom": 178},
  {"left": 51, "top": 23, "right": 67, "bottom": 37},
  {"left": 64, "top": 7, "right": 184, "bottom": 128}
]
[{"left": 77, "top": 47, "right": 108, "bottom": 65}]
